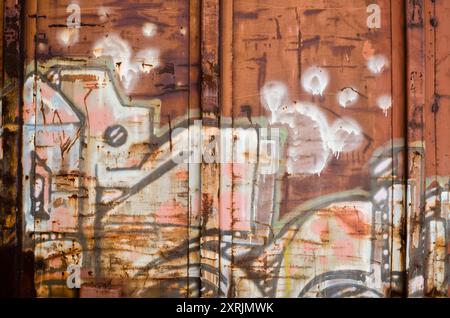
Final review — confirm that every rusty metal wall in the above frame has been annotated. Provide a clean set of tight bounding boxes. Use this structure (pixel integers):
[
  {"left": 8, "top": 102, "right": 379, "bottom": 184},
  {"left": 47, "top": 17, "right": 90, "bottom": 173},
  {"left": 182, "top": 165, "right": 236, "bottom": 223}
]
[
  {"left": 406, "top": 0, "right": 449, "bottom": 297},
  {"left": 0, "top": 0, "right": 447, "bottom": 298}
]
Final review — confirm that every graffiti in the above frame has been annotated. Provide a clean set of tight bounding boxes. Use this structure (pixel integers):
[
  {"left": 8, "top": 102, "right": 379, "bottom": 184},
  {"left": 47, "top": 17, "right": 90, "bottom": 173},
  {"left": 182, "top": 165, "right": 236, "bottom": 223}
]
[
  {"left": 377, "top": 95, "right": 392, "bottom": 116},
  {"left": 0, "top": 0, "right": 447, "bottom": 299},
  {"left": 367, "top": 54, "right": 388, "bottom": 75},
  {"left": 21, "top": 58, "right": 399, "bottom": 297},
  {"left": 301, "top": 67, "right": 329, "bottom": 96},
  {"left": 20, "top": 0, "right": 400, "bottom": 298},
  {"left": 92, "top": 34, "right": 160, "bottom": 91},
  {"left": 57, "top": 3, "right": 82, "bottom": 47},
  {"left": 67, "top": 264, "right": 81, "bottom": 289},
  {"left": 337, "top": 88, "right": 359, "bottom": 108},
  {"left": 66, "top": 4, "right": 81, "bottom": 29},
  {"left": 262, "top": 80, "right": 364, "bottom": 175}
]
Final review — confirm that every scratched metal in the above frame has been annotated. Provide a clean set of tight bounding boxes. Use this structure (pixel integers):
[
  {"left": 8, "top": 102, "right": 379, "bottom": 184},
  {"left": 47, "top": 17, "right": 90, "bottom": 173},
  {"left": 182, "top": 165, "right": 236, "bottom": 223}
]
[
  {"left": 0, "top": 0, "right": 448, "bottom": 298},
  {"left": 406, "top": 0, "right": 449, "bottom": 297}
]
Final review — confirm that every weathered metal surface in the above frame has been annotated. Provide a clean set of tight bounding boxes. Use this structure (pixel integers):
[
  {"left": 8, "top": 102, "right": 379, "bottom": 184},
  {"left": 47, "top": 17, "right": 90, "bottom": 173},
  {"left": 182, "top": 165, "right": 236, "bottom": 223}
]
[
  {"left": 218, "top": 0, "right": 406, "bottom": 298},
  {"left": 406, "top": 0, "right": 449, "bottom": 297},
  {"left": 21, "top": 0, "right": 201, "bottom": 298},
  {"left": 0, "top": 0, "right": 447, "bottom": 298}
]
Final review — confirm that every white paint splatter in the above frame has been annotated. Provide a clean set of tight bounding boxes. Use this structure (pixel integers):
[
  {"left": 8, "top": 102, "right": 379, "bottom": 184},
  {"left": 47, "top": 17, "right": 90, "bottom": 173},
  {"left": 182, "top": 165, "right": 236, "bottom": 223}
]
[
  {"left": 66, "top": 3, "right": 81, "bottom": 29},
  {"left": 367, "top": 54, "right": 388, "bottom": 74},
  {"left": 142, "top": 22, "right": 157, "bottom": 38},
  {"left": 327, "top": 118, "right": 363, "bottom": 158},
  {"left": 285, "top": 102, "right": 330, "bottom": 175},
  {"left": 337, "top": 87, "right": 359, "bottom": 108},
  {"left": 377, "top": 95, "right": 392, "bottom": 116},
  {"left": 57, "top": 28, "right": 79, "bottom": 47},
  {"left": 93, "top": 34, "right": 160, "bottom": 91},
  {"left": 366, "top": 4, "right": 381, "bottom": 29},
  {"left": 136, "top": 49, "right": 160, "bottom": 73},
  {"left": 260, "top": 81, "right": 289, "bottom": 123},
  {"left": 301, "top": 66, "right": 329, "bottom": 96},
  {"left": 97, "top": 7, "right": 110, "bottom": 22},
  {"left": 37, "top": 43, "right": 47, "bottom": 53}
]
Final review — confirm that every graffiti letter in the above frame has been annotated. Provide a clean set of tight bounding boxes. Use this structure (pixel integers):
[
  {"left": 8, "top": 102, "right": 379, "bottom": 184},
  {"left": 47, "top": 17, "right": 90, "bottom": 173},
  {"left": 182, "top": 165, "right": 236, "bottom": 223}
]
[
  {"left": 367, "top": 4, "right": 381, "bottom": 29},
  {"left": 66, "top": 264, "right": 81, "bottom": 289},
  {"left": 67, "top": 4, "right": 81, "bottom": 29}
]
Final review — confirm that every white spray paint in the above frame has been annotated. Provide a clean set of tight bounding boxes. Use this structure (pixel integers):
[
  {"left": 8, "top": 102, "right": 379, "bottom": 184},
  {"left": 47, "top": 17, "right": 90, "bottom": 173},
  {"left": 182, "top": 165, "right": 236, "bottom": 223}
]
[
  {"left": 327, "top": 118, "right": 363, "bottom": 158},
  {"left": 261, "top": 81, "right": 289, "bottom": 124},
  {"left": 377, "top": 95, "right": 392, "bottom": 116},
  {"left": 286, "top": 102, "right": 331, "bottom": 175},
  {"left": 367, "top": 54, "right": 388, "bottom": 74},
  {"left": 66, "top": 3, "right": 81, "bottom": 29},
  {"left": 93, "top": 34, "right": 160, "bottom": 91},
  {"left": 301, "top": 67, "right": 329, "bottom": 96},
  {"left": 143, "top": 23, "right": 157, "bottom": 38},
  {"left": 97, "top": 7, "right": 110, "bottom": 22},
  {"left": 373, "top": 157, "right": 392, "bottom": 175},
  {"left": 136, "top": 49, "right": 160, "bottom": 74},
  {"left": 57, "top": 29, "right": 80, "bottom": 47},
  {"left": 337, "top": 87, "right": 359, "bottom": 108},
  {"left": 261, "top": 70, "right": 365, "bottom": 175}
]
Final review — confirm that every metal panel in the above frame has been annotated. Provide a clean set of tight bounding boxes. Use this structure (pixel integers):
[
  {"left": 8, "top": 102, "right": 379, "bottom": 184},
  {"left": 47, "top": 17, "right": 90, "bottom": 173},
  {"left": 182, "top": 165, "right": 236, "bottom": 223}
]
[
  {"left": 219, "top": 0, "right": 406, "bottom": 298},
  {"left": 406, "top": 0, "right": 449, "bottom": 297},
  {"left": 0, "top": 0, "right": 448, "bottom": 298}
]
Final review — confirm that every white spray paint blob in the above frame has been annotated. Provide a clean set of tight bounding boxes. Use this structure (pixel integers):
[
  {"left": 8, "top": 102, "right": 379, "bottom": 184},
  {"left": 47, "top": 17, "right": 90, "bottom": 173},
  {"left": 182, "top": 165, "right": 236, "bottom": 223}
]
[
  {"left": 97, "top": 7, "right": 110, "bottom": 22},
  {"left": 136, "top": 49, "right": 160, "bottom": 73},
  {"left": 377, "top": 95, "right": 392, "bottom": 116},
  {"left": 93, "top": 34, "right": 160, "bottom": 91},
  {"left": 374, "top": 187, "right": 388, "bottom": 203},
  {"left": 142, "top": 23, "right": 157, "bottom": 38},
  {"left": 338, "top": 87, "right": 359, "bottom": 108},
  {"left": 301, "top": 67, "right": 329, "bottom": 96},
  {"left": 327, "top": 118, "right": 363, "bottom": 158},
  {"left": 57, "top": 29, "right": 79, "bottom": 47},
  {"left": 367, "top": 54, "right": 388, "bottom": 74},
  {"left": 260, "top": 81, "right": 365, "bottom": 176},
  {"left": 261, "top": 81, "right": 289, "bottom": 123},
  {"left": 285, "top": 102, "right": 330, "bottom": 175}
]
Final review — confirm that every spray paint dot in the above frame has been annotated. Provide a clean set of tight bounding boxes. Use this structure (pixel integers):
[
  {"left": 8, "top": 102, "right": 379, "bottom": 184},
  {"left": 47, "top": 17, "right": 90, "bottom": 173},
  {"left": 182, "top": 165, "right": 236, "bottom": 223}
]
[
  {"left": 57, "top": 29, "right": 79, "bottom": 47},
  {"left": 301, "top": 67, "right": 329, "bottom": 96},
  {"left": 261, "top": 81, "right": 288, "bottom": 123},
  {"left": 143, "top": 22, "right": 157, "bottom": 38},
  {"left": 377, "top": 95, "right": 392, "bottom": 116},
  {"left": 97, "top": 7, "right": 110, "bottom": 22},
  {"left": 338, "top": 87, "right": 359, "bottom": 108},
  {"left": 367, "top": 54, "right": 388, "bottom": 74}
]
